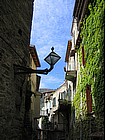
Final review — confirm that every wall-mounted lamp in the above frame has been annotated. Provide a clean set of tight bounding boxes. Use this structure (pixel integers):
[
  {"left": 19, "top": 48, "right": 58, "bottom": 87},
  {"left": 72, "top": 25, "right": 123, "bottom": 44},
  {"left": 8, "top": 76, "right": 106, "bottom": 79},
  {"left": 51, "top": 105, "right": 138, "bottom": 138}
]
[{"left": 14, "top": 47, "right": 61, "bottom": 75}]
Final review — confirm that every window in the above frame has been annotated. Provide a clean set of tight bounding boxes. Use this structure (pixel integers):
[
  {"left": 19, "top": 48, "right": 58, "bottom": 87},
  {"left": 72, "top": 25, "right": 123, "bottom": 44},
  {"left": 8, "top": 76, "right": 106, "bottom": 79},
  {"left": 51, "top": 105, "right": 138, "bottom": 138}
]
[
  {"left": 63, "top": 91, "right": 66, "bottom": 99},
  {"left": 60, "top": 91, "right": 66, "bottom": 100},
  {"left": 53, "top": 97, "right": 56, "bottom": 107},
  {"left": 46, "top": 109, "right": 48, "bottom": 114},
  {"left": 68, "top": 85, "right": 71, "bottom": 101},
  {"left": 86, "top": 85, "right": 92, "bottom": 113}
]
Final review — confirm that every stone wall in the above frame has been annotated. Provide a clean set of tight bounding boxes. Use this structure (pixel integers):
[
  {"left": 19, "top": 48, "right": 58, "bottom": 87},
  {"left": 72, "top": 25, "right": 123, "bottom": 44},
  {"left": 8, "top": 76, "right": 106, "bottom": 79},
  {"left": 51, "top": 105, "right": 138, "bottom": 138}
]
[{"left": 0, "top": 0, "right": 34, "bottom": 139}]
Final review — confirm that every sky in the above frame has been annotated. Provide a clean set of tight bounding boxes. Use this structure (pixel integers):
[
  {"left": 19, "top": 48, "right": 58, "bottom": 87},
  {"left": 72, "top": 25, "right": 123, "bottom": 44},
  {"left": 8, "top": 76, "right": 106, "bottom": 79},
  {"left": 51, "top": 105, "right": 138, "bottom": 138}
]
[{"left": 30, "top": 0, "right": 75, "bottom": 89}]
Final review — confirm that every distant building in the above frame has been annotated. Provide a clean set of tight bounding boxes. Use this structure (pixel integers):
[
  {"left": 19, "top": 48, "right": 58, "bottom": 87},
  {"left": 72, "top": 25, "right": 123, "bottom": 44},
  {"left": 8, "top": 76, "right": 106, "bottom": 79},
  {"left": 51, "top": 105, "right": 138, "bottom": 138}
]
[
  {"left": 39, "top": 88, "right": 55, "bottom": 117},
  {"left": 40, "top": 82, "right": 71, "bottom": 139}
]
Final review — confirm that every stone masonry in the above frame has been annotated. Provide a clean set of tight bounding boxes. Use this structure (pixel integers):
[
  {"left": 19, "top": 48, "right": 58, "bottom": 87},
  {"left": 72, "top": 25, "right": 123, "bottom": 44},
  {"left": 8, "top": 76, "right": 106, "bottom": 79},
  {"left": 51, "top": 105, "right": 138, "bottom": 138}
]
[{"left": 0, "top": 0, "right": 34, "bottom": 139}]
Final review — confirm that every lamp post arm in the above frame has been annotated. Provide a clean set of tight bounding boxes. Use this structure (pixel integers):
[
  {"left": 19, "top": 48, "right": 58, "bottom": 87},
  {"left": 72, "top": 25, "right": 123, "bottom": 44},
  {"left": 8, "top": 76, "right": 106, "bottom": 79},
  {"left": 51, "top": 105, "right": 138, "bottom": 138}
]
[
  {"left": 47, "top": 64, "right": 54, "bottom": 72},
  {"left": 14, "top": 64, "right": 54, "bottom": 75},
  {"left": 14, "top": 47, "right": 60, "bottom": 75}
]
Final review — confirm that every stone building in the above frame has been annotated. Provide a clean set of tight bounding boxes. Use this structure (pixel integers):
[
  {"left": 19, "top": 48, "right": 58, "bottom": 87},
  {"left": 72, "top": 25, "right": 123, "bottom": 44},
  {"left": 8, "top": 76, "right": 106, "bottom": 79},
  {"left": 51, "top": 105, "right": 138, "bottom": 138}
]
[
  {"left": 66, "top": 0, "right": 105, "bottom": 139},
  {"left": 0, "top": 0, "right": 34, "bottom": 139}
]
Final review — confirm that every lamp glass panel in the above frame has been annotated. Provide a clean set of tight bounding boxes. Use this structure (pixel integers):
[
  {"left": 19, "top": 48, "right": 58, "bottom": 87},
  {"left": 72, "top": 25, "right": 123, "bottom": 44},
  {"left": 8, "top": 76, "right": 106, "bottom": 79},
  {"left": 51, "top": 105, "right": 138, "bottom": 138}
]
[
  {"left": 44, "top": 52, "right": 61, "bottom": 65},
  {"left": 44, "top": 55, "right": 52, "bottom": 65}
]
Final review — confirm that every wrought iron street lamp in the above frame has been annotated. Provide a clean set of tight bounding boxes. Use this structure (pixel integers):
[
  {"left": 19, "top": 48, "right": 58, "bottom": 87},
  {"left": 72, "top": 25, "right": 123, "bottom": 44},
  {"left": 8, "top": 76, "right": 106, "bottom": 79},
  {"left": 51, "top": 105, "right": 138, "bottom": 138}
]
[{"left": 14, "top": 47, "right": 61, "bottom": 75}]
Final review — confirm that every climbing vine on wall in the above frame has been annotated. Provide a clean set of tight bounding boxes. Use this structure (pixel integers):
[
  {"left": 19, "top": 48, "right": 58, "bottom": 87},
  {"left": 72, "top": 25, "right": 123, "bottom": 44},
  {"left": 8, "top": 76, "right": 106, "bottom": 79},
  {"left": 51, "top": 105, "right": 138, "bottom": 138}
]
[{"left": 73, "top": 0, "right": 105, "bottom": 132}]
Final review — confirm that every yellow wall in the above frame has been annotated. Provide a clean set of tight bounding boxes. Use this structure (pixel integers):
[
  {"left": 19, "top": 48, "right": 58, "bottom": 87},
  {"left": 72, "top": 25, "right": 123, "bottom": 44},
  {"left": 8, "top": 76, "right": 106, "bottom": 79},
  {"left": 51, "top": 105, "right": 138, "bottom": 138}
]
[{"left": 30, "top": 53, "right": 41, "bottom": 129}]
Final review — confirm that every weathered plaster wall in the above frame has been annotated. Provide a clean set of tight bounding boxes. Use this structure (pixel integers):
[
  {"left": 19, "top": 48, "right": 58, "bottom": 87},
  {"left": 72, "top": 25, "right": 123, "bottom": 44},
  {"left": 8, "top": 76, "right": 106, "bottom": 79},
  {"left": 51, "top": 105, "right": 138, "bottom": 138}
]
[{"left": 0, "top": 0, "right": 34, "bottom": 139}]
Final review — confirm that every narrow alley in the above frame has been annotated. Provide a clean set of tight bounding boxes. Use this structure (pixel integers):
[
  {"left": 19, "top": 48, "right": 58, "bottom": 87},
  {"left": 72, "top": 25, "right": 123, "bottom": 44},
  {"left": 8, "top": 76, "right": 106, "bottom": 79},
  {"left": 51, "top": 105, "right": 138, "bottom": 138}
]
[{"left": 0, "top": 0, "right": 104, "bottom": 140}]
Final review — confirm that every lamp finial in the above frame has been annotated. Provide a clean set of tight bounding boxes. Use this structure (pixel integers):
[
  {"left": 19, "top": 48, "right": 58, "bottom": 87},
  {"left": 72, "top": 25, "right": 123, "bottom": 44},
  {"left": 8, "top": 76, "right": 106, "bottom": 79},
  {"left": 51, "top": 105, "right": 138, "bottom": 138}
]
[{"left": 51, "top": 47, "right": 54, "bottom": 52}]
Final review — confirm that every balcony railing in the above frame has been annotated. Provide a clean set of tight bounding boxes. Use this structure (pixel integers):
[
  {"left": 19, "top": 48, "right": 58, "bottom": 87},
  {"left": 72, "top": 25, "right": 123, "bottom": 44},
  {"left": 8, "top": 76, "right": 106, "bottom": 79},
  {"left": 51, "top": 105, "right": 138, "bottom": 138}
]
[
  {"left": 58, "top": 99, "right": 71, "bottom": 112},
  {"left": 65, "top": 70, "right": 77, "bottom": 82},
  {"left": 40, "top": 110, "right": 48, "bottom": 116}
]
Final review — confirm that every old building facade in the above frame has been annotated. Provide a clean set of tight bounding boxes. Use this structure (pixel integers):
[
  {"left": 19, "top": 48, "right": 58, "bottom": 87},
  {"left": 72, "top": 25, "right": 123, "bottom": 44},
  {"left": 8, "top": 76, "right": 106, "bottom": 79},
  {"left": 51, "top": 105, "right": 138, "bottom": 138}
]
[
  {"left": 25, "top": 45, "right": 41, "bottom": 139},
  {"left": 0, "top": 0, "right": 35, "bottom": 139},
  {"left": 69, "top": 0, "right": 105, "bottom": 139},
  {"left": 39, "top": 82, "right": 71, "bottom": 140}
]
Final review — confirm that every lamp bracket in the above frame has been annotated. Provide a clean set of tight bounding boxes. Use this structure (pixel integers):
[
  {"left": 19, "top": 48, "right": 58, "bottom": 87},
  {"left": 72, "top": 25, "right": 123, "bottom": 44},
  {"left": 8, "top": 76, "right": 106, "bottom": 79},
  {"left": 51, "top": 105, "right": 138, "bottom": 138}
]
[{"left": 14, "top": 64, "right": 54, "bottom": 75}]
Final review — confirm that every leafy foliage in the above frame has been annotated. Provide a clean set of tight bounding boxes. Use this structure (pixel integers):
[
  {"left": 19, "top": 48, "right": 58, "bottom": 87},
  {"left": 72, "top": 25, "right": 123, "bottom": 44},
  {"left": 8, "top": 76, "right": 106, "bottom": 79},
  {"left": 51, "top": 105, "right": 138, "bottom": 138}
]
[{"left": 73, "top": 0, "right": 105, "bottom": 132}]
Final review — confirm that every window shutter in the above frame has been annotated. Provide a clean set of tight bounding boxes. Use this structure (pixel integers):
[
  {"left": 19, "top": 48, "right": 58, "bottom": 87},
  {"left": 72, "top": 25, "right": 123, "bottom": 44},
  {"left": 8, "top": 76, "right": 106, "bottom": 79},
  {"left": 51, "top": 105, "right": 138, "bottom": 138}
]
[{"left": 86, "top": 85, "right": 92, "bottom": 113}]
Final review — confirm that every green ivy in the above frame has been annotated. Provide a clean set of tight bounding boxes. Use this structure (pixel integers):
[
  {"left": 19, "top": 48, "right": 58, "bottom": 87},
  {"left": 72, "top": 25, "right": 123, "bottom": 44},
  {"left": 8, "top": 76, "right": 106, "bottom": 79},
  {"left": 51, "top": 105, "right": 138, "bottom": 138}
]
[{"left": 73, "top": 0, "right": 105, "bottom": 133}]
